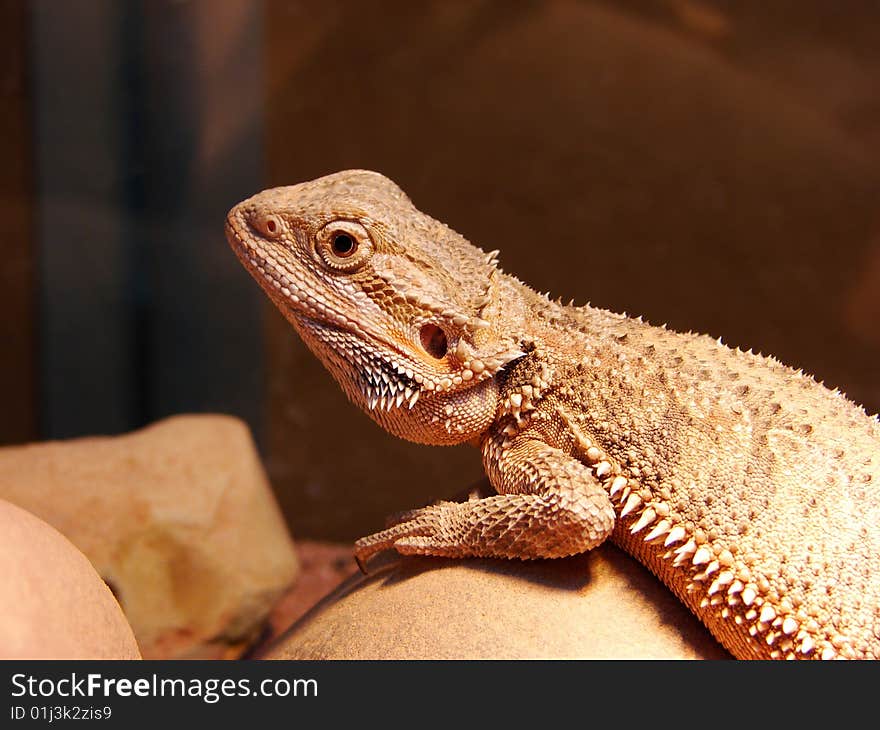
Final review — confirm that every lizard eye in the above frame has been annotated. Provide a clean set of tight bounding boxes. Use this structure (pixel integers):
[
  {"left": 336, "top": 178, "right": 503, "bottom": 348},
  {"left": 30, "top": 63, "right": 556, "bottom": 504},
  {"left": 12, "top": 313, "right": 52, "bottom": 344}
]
[
  {"left": 331, "top": 232, "right": 356, "bottom": 257},
  {"left": 315, "top": 220, "right": 372, "bottom": 272}
]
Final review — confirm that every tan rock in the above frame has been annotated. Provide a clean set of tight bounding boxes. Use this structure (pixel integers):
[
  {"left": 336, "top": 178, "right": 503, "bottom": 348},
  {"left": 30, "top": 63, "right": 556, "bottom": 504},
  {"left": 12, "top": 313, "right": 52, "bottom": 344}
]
[
  {"left": 0, "top": 499, "right": 140, "bottom": 659},
  {"left": 260, "top": 544, "right": 729, "bottom": 659},
  {"left": 0, "top": 414, "right": 298, "bottom": 659}
]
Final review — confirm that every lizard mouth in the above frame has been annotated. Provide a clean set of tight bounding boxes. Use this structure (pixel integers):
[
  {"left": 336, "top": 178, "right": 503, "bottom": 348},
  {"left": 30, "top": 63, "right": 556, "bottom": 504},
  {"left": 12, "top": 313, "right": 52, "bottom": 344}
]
[
  {"left": 226, "top": 215, "right": 358, "bottom": 333},
  {"left": 295, "top": 313, "right": 423, "bottom": 411},
  {"left": 226, "top": 216, "right": 431, "bottom": 410}
]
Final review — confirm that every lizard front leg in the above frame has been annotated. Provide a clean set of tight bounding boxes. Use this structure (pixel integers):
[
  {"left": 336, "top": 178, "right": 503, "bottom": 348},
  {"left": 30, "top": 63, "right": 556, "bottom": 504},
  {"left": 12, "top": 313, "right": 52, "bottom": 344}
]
[{"left": 353, "top": 432, "right": 615, "bottom": 568}]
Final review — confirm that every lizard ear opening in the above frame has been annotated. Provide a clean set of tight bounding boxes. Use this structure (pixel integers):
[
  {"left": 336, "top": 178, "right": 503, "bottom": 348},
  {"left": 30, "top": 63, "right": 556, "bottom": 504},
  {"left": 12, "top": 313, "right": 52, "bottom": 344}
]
[{"left": 420, "top": 324, "right": 448, "bottom": 359}]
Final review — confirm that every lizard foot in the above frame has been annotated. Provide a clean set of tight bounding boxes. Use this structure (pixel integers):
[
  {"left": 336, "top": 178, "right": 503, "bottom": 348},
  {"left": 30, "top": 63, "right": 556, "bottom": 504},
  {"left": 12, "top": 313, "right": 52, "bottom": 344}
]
[{"left": 354, "top": 488, "right": 614, "bottom": 568}]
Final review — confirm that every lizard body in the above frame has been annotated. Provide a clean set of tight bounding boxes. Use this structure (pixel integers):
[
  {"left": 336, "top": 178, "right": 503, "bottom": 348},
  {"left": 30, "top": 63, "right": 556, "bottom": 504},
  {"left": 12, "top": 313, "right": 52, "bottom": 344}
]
[{"left": 226, "top": 170, "right": 880, "bottom": 660}]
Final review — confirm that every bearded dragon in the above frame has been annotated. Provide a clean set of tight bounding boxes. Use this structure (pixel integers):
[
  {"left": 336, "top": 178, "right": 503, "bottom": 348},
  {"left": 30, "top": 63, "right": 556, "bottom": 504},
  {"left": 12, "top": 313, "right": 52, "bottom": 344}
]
[{"left": 225, "top": 170, "right": 880, "bottom": 660}]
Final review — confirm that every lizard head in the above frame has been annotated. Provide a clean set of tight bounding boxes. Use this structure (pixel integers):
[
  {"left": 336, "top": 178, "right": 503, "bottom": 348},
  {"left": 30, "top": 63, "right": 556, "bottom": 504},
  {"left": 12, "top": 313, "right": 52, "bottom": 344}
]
[{"left": 225, "top": 169, "right": 523, "bottom": 444}]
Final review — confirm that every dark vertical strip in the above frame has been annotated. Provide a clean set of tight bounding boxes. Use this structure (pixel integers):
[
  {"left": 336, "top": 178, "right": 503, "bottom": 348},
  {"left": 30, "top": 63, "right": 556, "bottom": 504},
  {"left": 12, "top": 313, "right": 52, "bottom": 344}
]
[
  {"left": 119, "top": 2, "right": 152, "bottom": 429},
  {"left": 132, "top": 0, "right": 267, "bottom": 442},
  {"left": 0, "top": 0, "right": 37, "bottom": 444},
  {"left": 31, "top": 0, "right": 266, "bottom": 443},
  {"left": 31, "top": 0, "right": 133, "bottom": 439}
]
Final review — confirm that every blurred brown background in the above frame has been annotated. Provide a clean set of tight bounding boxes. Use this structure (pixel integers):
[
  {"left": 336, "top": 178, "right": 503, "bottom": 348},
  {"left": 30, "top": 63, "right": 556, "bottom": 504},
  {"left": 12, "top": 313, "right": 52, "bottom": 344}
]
[{"left": 2, "top": 0, "right": 879, "bottom": 542}]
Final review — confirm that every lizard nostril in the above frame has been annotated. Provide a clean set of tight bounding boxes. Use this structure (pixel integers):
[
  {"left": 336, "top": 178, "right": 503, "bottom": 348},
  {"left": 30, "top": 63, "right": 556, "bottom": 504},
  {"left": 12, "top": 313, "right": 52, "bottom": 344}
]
[
  {"left": 420, "top": 324, "right": 448, "bottom": 360},
  {"left": 251, "top": 212, "right": 282, "bottom": 239}
]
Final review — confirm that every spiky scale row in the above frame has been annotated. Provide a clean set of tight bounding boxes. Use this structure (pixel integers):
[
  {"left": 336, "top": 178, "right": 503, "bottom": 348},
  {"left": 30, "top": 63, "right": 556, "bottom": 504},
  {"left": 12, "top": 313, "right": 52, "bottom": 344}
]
[{"left": 566, "top": 430, "right": 847, "bottom": 660}]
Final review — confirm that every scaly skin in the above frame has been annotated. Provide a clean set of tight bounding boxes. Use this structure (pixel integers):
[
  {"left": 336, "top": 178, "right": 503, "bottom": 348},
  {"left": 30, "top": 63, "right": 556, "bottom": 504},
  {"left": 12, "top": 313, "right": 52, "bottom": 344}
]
[{"left": 225, "top": 170, "right": 880, "bottom": 660}]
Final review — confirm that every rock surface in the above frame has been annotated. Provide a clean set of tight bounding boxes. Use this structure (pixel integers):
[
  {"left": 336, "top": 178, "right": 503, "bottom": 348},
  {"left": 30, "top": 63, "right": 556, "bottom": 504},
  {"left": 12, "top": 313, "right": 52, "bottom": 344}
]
[
  {"left": 265, "top": 540, "right": 357, "bottom": 643},
  {"left": 260, "top": 543, "right": 729, "bottom": 660},
  {"left": 0, "top": 414, "right": 298, "bottom": 659},
  {"left": 0, "top": 499, "right": 140, "bottom": 659}
]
